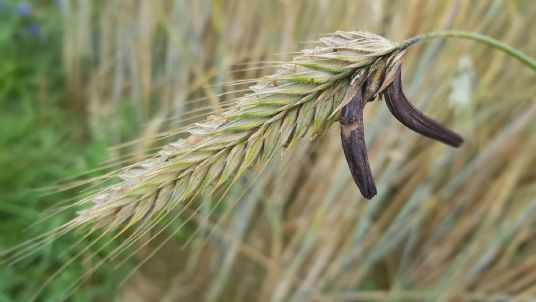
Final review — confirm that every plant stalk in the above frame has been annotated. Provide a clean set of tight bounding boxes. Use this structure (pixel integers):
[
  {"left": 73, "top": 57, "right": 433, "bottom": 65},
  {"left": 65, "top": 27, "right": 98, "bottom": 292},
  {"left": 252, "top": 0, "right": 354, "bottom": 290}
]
[{"left": 400, "top": 30, "right": 536, "bottom": 72}]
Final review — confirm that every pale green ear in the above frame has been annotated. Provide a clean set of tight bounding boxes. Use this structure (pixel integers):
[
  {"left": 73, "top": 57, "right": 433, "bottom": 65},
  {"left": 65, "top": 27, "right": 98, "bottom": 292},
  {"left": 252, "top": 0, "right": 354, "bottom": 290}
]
[{"left": 69, "top": 30, "right": 404, "bottom": 232}]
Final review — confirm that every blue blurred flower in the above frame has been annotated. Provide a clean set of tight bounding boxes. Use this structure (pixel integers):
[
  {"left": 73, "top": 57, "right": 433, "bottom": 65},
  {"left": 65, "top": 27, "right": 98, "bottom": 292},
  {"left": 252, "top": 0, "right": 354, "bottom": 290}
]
[
  {"left": 27, "top": 22, "right": 42, "bottom": 38},
  {"left": 16, "top": 3, "right": 32, "bottom": 16}
]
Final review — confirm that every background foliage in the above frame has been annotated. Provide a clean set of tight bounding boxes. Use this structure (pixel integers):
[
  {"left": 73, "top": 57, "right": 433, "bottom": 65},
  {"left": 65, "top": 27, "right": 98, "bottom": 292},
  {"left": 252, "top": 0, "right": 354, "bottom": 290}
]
[{"left": 1, "top": 0, "right": 535, "bottom": 301}]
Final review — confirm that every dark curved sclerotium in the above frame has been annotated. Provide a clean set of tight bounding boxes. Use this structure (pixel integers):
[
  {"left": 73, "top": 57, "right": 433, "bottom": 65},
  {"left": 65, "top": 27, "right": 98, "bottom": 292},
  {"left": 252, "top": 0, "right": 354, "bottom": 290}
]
[
  {"left": 384, "top": 67, "right": 464, "bottom": 147},
  {"left": 340, "top": 86, "right": 377, "bottom": 199}
]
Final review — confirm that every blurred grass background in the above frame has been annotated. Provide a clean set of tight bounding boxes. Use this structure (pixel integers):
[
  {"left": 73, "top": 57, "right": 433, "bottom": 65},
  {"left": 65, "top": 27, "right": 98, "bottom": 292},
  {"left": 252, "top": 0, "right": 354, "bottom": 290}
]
[{"left": 0, "top": 0, "right": 535, "bottom": 301}]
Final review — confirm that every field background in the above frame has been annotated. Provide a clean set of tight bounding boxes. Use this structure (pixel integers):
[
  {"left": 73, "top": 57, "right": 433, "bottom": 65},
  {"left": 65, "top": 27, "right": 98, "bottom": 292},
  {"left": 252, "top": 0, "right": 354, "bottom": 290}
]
[{"left": 1, "top": 0, "right": 535, "bottom": 301}]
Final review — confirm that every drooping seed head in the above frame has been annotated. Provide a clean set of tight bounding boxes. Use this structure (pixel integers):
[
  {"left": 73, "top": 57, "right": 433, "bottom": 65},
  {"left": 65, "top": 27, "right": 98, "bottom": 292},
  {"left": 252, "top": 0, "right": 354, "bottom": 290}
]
[{"left": 70, "top": 31, "right": 411, "bottom": 231}]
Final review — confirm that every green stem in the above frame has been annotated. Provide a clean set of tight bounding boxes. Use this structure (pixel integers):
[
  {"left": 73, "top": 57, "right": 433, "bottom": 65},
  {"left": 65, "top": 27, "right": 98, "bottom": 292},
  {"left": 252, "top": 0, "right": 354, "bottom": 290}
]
[{"left": 399, "top": 30, "right": 536, "bottom": 72}]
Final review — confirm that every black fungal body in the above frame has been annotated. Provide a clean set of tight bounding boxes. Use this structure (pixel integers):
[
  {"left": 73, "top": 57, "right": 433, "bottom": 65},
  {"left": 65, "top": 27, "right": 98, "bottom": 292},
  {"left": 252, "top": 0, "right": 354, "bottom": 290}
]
[
  {"left": 340, "top": 65, "right": 463, "bottom": 199},
  {"left": 384, "top": 67, "right": 464, "bottom": 147},
  {"left": 340, "top": 86, "right": 377, "bottom": 199}
]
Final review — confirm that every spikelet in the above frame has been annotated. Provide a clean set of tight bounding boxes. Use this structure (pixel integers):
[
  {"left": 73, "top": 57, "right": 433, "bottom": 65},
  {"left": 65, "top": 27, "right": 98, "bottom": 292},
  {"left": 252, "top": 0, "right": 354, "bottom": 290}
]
[{"left": 71, "top": 31, "right": 406, "bottom": 231}]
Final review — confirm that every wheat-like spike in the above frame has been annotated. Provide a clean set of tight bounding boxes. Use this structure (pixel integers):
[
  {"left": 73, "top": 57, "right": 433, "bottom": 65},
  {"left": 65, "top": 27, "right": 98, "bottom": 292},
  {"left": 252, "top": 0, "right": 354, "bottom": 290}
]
[{"left": 71, "top": 31, "right": 405, "bottom": 231}]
